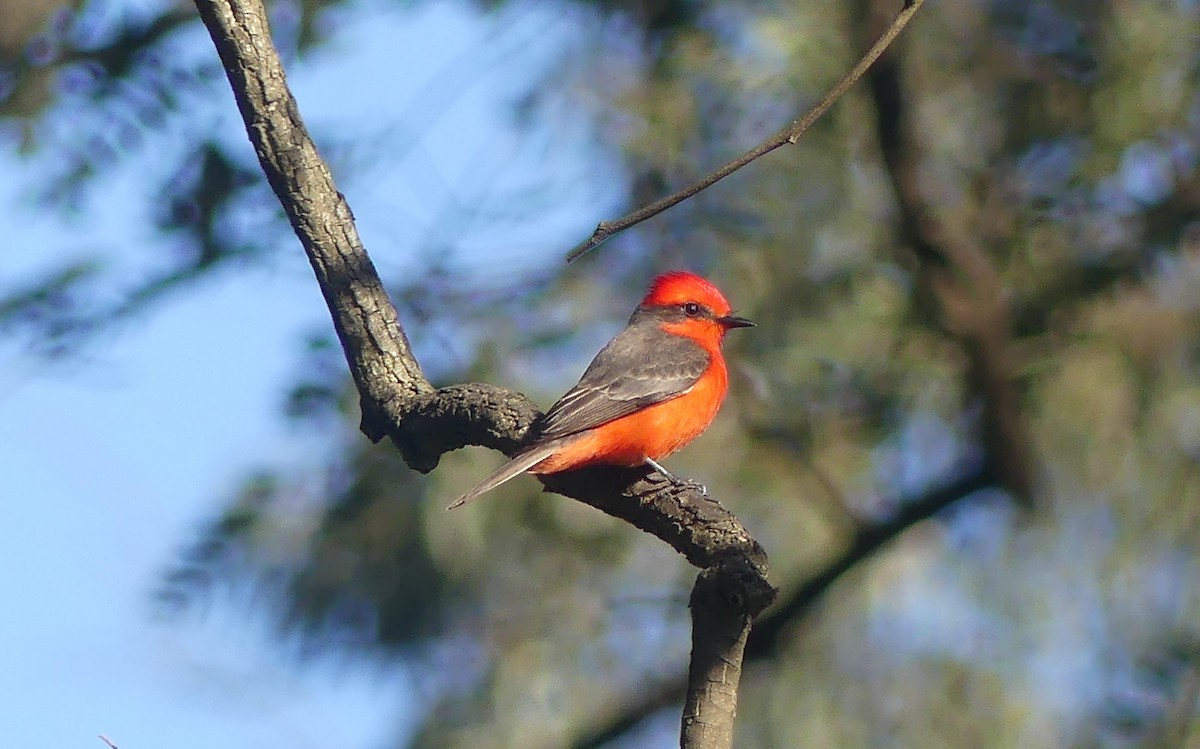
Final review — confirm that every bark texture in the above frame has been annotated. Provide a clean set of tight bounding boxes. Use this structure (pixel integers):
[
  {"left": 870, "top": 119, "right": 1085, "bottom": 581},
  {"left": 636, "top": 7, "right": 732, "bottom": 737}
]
[{"left": 193, "top": 1, "right": 776, "bottom": 746}]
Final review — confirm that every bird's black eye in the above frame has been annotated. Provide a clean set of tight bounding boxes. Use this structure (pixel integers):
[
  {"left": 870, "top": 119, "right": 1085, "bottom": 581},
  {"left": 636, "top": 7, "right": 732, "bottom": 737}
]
[{"left": 683, "top": 302, "right": 701, "bottom": 317}]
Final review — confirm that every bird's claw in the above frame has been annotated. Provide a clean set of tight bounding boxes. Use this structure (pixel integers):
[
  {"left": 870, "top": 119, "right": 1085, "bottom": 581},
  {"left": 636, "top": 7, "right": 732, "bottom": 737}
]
[
  {"left": 642, "top": 457, "right": 714, "bottom": 499},
  {"left": 680, "top": 478, "right": 711, "bottom": 497}
]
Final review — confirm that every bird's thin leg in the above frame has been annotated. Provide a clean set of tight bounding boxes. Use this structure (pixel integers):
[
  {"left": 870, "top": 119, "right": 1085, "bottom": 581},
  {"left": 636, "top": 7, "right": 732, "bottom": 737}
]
[
  {"left": 643, "top": 457, "right": 710, "bottom": 497},
  {"left": 643, "top": 456, "right": 679, "bottom": 482}
]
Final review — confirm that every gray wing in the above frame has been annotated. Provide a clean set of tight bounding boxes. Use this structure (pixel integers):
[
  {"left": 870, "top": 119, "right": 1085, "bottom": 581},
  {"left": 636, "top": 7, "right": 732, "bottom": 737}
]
[{"left": 535, "top": 324, "right": 710, "bottom": 440}]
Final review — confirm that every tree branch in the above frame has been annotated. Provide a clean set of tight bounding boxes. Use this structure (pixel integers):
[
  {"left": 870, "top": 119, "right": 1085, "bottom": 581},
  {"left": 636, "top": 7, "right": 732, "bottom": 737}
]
[
  {"left": 564, "top": 0, "right": 927, "bottom": 263},
  {"left": 862, "top": 0, "right": 1037, "bottom": 506},
  {"left": 681, "top": 559, "right": 776, "bottom": 748},
  {"left": 193, "top": 1, "right": 776, "bottom": 746},
  {"left": 744, "top": 466, "right": 993, "bottom": 656},
  {"left": 570, "top": 464, "right": 994, "bottom": 749},
  {"left": 191, "top": 0, "right": 434, "bottom": 446}
]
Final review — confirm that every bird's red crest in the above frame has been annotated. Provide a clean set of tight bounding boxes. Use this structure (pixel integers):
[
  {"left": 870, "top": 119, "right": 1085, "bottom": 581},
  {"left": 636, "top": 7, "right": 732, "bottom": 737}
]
[{"left": 641, "top": 271, "right": 732, "bottom": 316}]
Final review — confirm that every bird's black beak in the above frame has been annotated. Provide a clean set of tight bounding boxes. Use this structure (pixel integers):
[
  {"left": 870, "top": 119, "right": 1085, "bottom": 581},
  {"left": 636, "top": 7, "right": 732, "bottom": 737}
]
[{"left": 717, "top": 315, "right": 755, "bottom": 329}]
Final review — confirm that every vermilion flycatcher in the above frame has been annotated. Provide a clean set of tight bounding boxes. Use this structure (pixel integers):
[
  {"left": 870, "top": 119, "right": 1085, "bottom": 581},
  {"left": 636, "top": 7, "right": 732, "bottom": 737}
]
[{"left": 449, "top": 271, "right": 752, "bottom": 509}]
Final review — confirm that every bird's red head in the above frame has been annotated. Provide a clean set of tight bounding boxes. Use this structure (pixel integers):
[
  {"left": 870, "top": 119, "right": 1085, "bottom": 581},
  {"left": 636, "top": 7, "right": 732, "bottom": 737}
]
[
  {"left": 640, "top": 271, "right": 753, "bottom": 347},
  {"left": 642, "top": 271, "right": 734, "bottom": 316}
]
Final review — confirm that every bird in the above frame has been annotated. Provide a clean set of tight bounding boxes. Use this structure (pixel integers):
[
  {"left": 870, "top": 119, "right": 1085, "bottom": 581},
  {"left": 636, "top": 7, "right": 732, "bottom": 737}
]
[{"left": 448, "top": 270, "right": 753, "bottom": 510}]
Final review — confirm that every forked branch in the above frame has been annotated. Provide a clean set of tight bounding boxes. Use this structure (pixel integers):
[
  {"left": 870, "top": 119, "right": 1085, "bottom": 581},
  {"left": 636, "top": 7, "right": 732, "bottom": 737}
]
[{"left": 193, "top": 1, "right": 777, "bottom": 747}]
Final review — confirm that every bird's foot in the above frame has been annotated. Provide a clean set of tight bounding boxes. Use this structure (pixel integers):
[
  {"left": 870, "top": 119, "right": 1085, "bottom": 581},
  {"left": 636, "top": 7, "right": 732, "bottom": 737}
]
[{"left": 643, "top": 457, "right": 711, "bottom": 498}]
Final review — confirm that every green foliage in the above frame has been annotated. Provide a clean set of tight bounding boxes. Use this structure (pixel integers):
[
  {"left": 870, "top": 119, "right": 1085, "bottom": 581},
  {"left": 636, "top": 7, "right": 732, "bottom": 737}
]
[{"left": 8, "top": 0, "right": 1200, "bottom": 747}]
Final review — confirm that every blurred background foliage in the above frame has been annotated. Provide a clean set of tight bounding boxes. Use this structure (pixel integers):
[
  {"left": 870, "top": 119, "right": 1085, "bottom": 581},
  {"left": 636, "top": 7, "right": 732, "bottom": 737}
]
[{"left": 5, "top": 0, "right": 1200, "bottom": 746}]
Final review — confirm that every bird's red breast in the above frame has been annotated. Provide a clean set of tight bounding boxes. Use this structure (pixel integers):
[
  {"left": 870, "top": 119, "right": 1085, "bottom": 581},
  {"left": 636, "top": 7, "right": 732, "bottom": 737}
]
[
  {"left": 528, "top": 271, "right": 740, "bottom": 473},
  {"left": 529, "top": 354, "right": 729, "bottom": 473}
]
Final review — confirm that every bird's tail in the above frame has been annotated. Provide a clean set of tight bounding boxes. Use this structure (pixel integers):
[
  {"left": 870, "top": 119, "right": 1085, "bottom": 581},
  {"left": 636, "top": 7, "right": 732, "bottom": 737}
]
[{"left": 446, "top": 441, "right": 562, "bottom": 510}]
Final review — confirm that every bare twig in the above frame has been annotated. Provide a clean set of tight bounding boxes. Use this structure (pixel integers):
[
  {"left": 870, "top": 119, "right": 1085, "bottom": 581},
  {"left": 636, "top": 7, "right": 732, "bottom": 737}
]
[
  {"left": 98, "top": 736, "right": 119, "bottom": 749},
  {"left": 193, "top": 2, "right": 776, "bottom": 747},
  {"left": 565, "top": 0, "right": 926, "bottom": 262}
]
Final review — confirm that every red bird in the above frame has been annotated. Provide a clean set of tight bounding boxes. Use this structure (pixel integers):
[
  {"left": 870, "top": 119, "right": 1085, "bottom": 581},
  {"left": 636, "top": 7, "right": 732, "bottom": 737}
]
[{"left": 448, "top": 271, "right": 753, "bottom": 509}]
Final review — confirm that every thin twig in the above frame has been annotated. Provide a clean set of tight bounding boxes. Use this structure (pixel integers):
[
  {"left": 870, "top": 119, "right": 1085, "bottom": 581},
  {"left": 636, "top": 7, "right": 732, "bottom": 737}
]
[
  {"left": 98, "top": 736, "right": 119, "bottom": 749},
  {"left": 565, "top": 0, "right": 926, "bottom": 262}
]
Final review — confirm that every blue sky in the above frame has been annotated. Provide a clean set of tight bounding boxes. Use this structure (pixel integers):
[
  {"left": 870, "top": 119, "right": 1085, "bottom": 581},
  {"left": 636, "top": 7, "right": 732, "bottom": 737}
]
[
  {"left": 0, "top": 175, "right": 408, "bottom": 748},
  {"left": 0, "top": 2, "right": 601, "bottom": 746},
  {"left": 4, "top": 2, "right": 1190, "bottom": 745}
]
